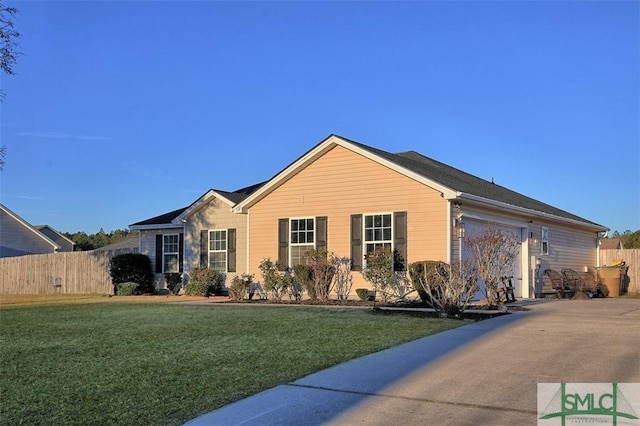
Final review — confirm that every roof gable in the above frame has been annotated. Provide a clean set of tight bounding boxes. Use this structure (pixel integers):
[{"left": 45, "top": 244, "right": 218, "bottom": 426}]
[
  {"left": 0, "top": 203, "right": 60, "bottom": 250},
  {"left": 233, "top": 134, "right": 605, "bottom": 230}
]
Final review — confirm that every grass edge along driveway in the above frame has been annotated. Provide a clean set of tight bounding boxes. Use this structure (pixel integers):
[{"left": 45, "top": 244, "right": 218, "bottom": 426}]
[{"left": 1, "top": 295, "right": 465, "bottom": 426}]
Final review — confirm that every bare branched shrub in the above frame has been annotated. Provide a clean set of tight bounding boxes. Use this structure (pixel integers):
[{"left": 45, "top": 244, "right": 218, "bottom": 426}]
[
  {"left": 332, "top": 256, "right": 353, "bottom": 300},
  {"left": 409, "top": 259, "right": 477, "bottom": 315},
  {"left": 465, "top": 225, "right": 520, "bottom": 306}
]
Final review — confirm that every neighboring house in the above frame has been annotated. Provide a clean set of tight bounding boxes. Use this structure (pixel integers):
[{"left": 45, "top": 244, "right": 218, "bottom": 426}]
[
  {"left": 93, "top": 234, "right": 140, "bottom": 255},
  {"left": 129, "top": 183, "right": 263, "bottom": 290},
  {"left": 132, "top": 134, "right": 607, "bottom": 298},
  {"left": 600, "top": 238, "right": 623, "bottom": 250},
  {"left": 34, "top": 225, "right": 76, "bottom": 252},
  {"left": 0, "top": 203, "right": 60, "bottom": 257}
]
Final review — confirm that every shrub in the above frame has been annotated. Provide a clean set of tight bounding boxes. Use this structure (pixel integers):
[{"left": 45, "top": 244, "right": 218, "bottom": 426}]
[
  {"left": 332, "top": 256, "right": 353, "bottom": 300},
  {"left": 109, "top": 253, "right": 154, "bottom": 295},
  {"left": 356, "top": 288, "right": 370, "bottom": 301},
  {"left": 116, "top": 282, "right": 138, "bottom": 296},
  {"left": 259, "top": 258, "right": 292, "bottom": 301},
  {"left": 304, "top": 249, "right": 335, "bottom": 302},
  {"left": 361, "top": 247, "right": 395, "bottom": 303},
  {"left": 229, "top": 273, "right": 254, "bottom": 301},
  {"left": 409, "top": 259, "right": 477, "bottom": 316},
  {"left": 464, "top": 226, "right": 520, "bottom": 306},
  {"left": 185, "top": 267, "right": 224, "bottom": 296},
  {"left": 293, "top": 264, "right": 315, "bottom": 299},
  {"left": 164, "top": 273, "right": 183, "bottom": 295},
  {"left": 409, "top": 261, "right": 446, "bottom": 305}
]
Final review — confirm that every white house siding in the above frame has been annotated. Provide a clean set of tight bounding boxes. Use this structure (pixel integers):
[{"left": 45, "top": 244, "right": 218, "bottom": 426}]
[
  {"left": 0, "top": 211, "right": 56, "bottom": 257},
  {"left": 183, "top": 197, "right": 248, "bottom": 287}
]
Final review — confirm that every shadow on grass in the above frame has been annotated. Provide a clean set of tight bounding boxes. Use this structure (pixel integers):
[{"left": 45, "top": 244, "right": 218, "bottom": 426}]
[{"left": 185, "top": 310, "right": 531, "bottom": 426}]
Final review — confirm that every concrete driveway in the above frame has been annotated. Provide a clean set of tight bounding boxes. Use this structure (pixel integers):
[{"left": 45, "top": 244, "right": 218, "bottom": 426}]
[{"left": 185, "top": 299, "right": 640, "bottom": 426}]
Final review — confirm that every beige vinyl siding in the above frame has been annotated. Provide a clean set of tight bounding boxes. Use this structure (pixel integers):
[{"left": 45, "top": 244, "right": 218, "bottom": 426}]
[
  {"left": 183, "top": 197, "right": 248, "bottom": 285},
  {"left": 0, "top": 211, "right": 57, "bottom": 257},
  {"left": 139, "top": 227, "right": 181, "bottom": 289},
  {"left": 248, "top": 145, "right": 447, "bottom": 289},
  {"left": 533, "top": 222, "right": 598, "bottom": 271}
]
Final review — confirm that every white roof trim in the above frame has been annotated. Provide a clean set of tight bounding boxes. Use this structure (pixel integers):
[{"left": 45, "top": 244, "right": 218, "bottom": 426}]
[
  {"left": 0, "top": 203, "right": 60, "bottom": 250},
  {"left": 233, "top": 135, "right": 457, "bottom": 213},
  {"left": 129, "top": 224, "right": 185, "bottom": 231},
  {"left": 173, "top": 190, "right": 235, "bottom": 224},
  {"left": 455, "top": 193, "right": 607, "bottom": 232}
]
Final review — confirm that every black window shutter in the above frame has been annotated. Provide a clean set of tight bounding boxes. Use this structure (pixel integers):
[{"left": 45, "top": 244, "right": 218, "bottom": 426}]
[
  {"left": 200, "top": 230, "right": 208, "bottom": 268},
  {"left": 278, "top": 218, "right": 289, "bottom": 267},
  {"left": 393, "top": 211, "right": 407, "bottom": 271},
  {"left": 350, "top": 214, "right": 363, "bottom": 271},
  {"left": 155, "top": 234, "right": 163, "bottom": 273},
  {"left": 316, "top": 216, "right": 327, "bottom": 253},
  {"left": 227, "top": 229, "right": 236, "bottom": 272},
  {"left": 178, "top": 233, "right": 184, "bottom": 273}
]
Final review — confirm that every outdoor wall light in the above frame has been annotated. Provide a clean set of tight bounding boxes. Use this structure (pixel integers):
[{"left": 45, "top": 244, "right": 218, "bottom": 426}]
[{"left": 457, "top": 221, "right": 466, "bottom": 238}]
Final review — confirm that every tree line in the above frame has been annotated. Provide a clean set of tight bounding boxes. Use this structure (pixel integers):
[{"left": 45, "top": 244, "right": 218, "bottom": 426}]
[{"left": 63, "top": 229, "right": 136, "bottom": 251}]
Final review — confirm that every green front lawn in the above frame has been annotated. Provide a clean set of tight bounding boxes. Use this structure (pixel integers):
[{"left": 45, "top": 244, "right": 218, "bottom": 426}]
[{"left": 1, "top": 297, "right": 463, "bottom": 425}]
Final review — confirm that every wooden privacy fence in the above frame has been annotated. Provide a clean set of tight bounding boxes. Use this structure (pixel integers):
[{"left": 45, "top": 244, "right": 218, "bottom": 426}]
[
  {"left": 600, "top": 249, "right": 639, "bottom": 295},
  {"left": 0, "top": 250, "right": 120, "bottom": 294}
]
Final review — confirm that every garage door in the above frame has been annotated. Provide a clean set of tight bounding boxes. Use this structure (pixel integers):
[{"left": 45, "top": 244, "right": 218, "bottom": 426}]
[{"left": 461, "top": 220, "right": 524, "bottom": 301}]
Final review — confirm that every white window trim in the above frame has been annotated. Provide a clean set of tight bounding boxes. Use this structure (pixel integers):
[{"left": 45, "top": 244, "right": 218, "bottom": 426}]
[
  {"left": 208, "top": 229, "right": 228, "bottom": 272},
  {"left": 363, "top": 212, "right": 394, "bottom": 266},
  {"left": 163, "top": 233, "right": 180, "bottom": 273},
  {"left": 290, "top": 217, "right": 315, "bottom": 266},
  {"left": 541, "top": 226, "right": 549, "bottom": 256}
]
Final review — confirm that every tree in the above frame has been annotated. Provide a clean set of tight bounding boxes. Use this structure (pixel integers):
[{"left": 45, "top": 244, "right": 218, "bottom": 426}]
[
  {"left": 0, "top": 2, "right": 19, "bottom": 76},
  {"left": 0, "top": 2, "right": 21, "bottom": 170},
  {"left": 464, "top": 226, "right": 521, "bottom": 306}
]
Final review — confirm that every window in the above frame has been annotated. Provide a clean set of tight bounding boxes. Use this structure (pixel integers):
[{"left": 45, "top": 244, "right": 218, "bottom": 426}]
[
  {"left": 163, "top": 234, "right": 179, "bottom": 273},
  {"left": 208, "top": 230, "right": 227, "bottom": 272},
  {"left": 541, "top": 227, "right": 549, "bottom": 255},
  {"left": 351, "top": 212, "right": 406, "bottom": 272},
  {"left": 364, "top": 213, "right": 392, "bottom": 256},
  {"left": 290, "top": 218, "right": 314, "bottom": 266}
]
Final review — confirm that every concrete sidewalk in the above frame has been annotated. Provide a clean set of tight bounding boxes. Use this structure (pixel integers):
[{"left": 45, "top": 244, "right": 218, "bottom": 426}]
[{"left": 185, "top": 299, "right": 640, "bottom": 426}]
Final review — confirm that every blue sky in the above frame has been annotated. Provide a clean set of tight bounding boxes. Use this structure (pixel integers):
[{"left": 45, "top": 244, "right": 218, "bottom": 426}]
[{"left": 1, "top": 1, "right": 638, "bottom": 235}]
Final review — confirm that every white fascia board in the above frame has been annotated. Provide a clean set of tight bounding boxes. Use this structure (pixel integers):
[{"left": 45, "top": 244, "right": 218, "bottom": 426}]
[
  {"left": 173, "top": 190, "right": 235, "bottom": 224},
  {"left": 129, "top": 224, "right": 184, "bottom": 231},
  {"left": 455, "top": 193, "right": 608, "bottom": 232},
  {"left": 0, "top": 204, "right": 60, "bottom": 250},
  {"left": 233, "top": 135, "right": 458, "bottom": 212}
]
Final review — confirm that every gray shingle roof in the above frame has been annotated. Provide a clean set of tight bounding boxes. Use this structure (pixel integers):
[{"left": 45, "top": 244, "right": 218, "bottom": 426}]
[
  {"left": 341, "top": 135, "right": 604, "bottom": 228},
  {"left": 130, "top": 207, "right": 188, "bottom": 227},
  {"left": 130, "top": 182, "right": 265, "bottom": 227}
]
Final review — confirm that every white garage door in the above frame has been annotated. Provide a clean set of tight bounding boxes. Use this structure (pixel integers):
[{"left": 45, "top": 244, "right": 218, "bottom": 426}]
[{"left": 461, "top": 220, "right": 524, "bottom": 300}]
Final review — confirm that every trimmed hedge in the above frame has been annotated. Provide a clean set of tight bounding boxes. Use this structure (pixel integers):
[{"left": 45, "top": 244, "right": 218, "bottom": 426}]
[{"left": 109, "top": 253, "right": 154, "bottom": 295}]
